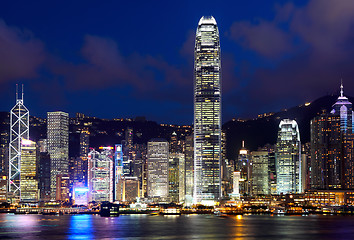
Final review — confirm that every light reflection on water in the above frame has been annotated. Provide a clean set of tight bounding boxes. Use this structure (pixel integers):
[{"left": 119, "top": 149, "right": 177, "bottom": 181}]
[
  {"left": 68, "top": 214, "right": 93, "bottom": 240},
  {"left": 0, "top": 214, "right": 354, "bottom": 239}
]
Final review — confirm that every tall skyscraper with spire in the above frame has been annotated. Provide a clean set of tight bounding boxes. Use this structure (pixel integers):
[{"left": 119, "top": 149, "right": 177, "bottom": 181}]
[
  {"left": 193, "top": 16, "right": 221, "bottom": 203},
  {"left": 8, "top": 85, "right": 29, "bottom": 202},
  {"left": 311, "top": 82, "right": 354, "bottom": 189}
]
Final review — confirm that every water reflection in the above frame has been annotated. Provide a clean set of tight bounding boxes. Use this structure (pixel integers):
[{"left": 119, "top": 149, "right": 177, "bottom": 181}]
[
  {"left": 1, "top": 214, "right": 354, "bottom": 239},
  {"left": 68, "top": 215, "right": 93, "bottom": 239}
]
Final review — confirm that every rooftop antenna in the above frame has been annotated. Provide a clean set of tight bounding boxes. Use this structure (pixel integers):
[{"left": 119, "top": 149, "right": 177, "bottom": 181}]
[
  {"left": 22, "top": 84, "right": 24, "bottom": 101},
  {"left": 16, "top": 84, "right": 18, "bottom": 100},
  {"left": 340, "top": 79, "right": 344, "bottom": 97},
  {"left": 242, "top": 140, "right": 245, "bottom": 148}
]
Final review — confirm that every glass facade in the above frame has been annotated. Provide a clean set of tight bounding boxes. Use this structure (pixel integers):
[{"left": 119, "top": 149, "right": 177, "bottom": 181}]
[
  {"left": 311, "top": 83, "right": 354, "bottom": 189},
  {"left": 276, "top": 119, "right": 301, "bottom": 194},
  {"left": 8, "top": 88, "right": 29, "bottom": 201},
  {"left": 47, "top": 111, "right": 69, "bottom": 199},
  {"left": 88, "top": 148, "right": 114, "bottom": 202},
  {"left": 250, "top": 151, "right": 269, "bottom": 195},
  {"left": 20, "top": 139, "right": 38, "bottom": 202},
  {"left": 147, "top": 139, "right": 169, "bottom": 199},
  {"left": 194, "top": 16, "right": 221, "bottom": 203}
]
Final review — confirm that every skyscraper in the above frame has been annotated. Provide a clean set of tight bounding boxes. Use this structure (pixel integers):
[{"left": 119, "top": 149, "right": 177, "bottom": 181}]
[
  {"left": 311, "top": 83, "right": 354, "bottom": 189},
  {"left": 250, "top": 151, "right": 269, "bottom": 195},
  {"left": 0, "top": 112, "right": 9, "bottom": 180},
  {"left": 20, "top": 139, "right": 38, "bottom": 202},
  {"left": 147, "top": 139, "right": 169, "bottom": 200},
  {"left": 8, "top": 85, "right": 29, "bottom": 201},
  {"left": 193, "top": 16, "right": 221, "bottom": 203},
  {"left": 237, "top": 142, "right": 251, "bottom": 196},
  {"left": 47, "top": 111, "right": 69, "bottom": 198},
  {"left": 88, "top": 147, "right": 114, "bottom": 202},
  {"left": 276, "top": 119, "right": 302, "bottom": 194},
  {"left": 168, "top": 152, "right": 185, "bottom": 203},
  {"left": 79, "top": 129, "right": 90, "bottom": 157},
  {"left": 184, "top": 135, "right": 194, "bottom": 202}
]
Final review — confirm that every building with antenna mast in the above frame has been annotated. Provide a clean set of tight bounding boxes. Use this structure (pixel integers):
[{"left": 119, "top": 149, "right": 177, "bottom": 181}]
[{"left": 8, "top": 84, "right": 29, "bottom": 202}]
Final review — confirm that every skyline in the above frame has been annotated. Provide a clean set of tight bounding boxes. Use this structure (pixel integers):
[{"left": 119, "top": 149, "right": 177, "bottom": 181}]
[{"left": 1, "top": 0, "right": 354, "bottom": 125}]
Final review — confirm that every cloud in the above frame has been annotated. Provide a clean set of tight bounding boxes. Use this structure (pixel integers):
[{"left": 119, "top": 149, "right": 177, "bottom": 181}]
[
  {"left": 0, "top": 19, "right": 45, "bottom": 83},
  {"left": 227, "top": 0, "right": 354, "bottom": 118},
  {"left": 291, "top": 0, "right": 354, "bottom": 58},
  {"left": 180, "top": 30, "right": 195, "bottom": 59},
  {"left": 48, "top": 34, "right": 194, "bottom": 105},
  {"left": 229, "top": 20, "right": 294, "bottom": 59}
]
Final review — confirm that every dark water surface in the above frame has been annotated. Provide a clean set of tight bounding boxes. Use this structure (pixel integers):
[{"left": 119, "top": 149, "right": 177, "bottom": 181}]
[{"left": 1, "top": 214, "right": 354, "bottom": 239}]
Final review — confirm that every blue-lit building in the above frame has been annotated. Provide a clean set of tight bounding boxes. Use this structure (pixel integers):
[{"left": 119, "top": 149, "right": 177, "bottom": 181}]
[
  {"left": 114, "top": 144, "right": 123, "bottom": 201},
  {"left": 311, "top": 83, "right": 354, "bottom": 189}
]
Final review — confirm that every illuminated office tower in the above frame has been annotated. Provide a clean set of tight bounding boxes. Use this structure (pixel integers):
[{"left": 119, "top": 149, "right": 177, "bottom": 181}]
[
  {"left": 114, "top": 144, "right": 124, "bottom": 201},
  {"left": 47, "top": 111, "right": 69, "bottom": 198},
  {"left": 184, "top": 135, "right": 194, "bottom": 202},
  {"left": 79, "top": 129, "right": 90, "bottom": 156},
  {"left": 0, "top": 177, "right": 6, "bottom": 202},
  {"left": 117, "top": 176, "right": 140, "bottom": 202},
  {"left": 20, "top": 139, "right": 38, "bottom": 202},
  {"left": 276, "top": 119, "right": 302, "bottom": 194},
  {"left": 170, "top": 132, "right": 178, "bottom": 153},
  {"left": 194, "top": 16, "right": 221, "bottom": 203},
  {"left": 258, "top": 144, "right": 277, "bottom": 194},
  {"left": 237, "top": 142, "right": 251, "bottom": 196},
  {"left": 168, "top": 153, "right": 185, "bottom": 203},
  {"left": 72, "top": 156, "right": 88, "bottom": 188},
  {"left": 331, "top": 83, "right": 354, "bottom": 188},
  {"left": 221, "top": 131, "right": 229, "bottom": 197},
  {"left": 8, "top": 86, "right": 29, "bottom": 201},
  {"left": 88, "top": 147, "right": 114, "bottom": 202},
  {"left": 0, "top": 112, "right": 9, "bottom": 179},
  {"left": 250, "top": 151, "right": 269, "bottom": 195},
  {"left": 147, "top": 139, "right": 169, "bottom": 200},
  {"left": 38, "top": 151, "right": 51, "bottom": 201},
  {"left": 56, "top": 174, "right": 70, "bottom": 202},
  {"left": 230, "top": 171, "right": 241, "bottom": 199},
  {"left": 311, "top": 83, "right": 354, "bottom": 189}
]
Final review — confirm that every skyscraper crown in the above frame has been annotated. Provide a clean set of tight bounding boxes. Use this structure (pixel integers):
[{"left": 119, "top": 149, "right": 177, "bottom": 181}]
[{"left": 198, "top": 16, "right": 217, "bottom": 26}]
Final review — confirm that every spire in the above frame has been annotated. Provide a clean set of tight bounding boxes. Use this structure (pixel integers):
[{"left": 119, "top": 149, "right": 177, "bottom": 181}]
[
  {"left": 22, "top": 84, "right": 24, "bottom": 101},
  {"left": 242, "top": 140, "right": 245, "bottom": 148},
  {"left": 15, "top": 84, "right": 18, "bottom": 100},
  {"left": 340, "top": 79, "right": 344, "bottom": 97}
]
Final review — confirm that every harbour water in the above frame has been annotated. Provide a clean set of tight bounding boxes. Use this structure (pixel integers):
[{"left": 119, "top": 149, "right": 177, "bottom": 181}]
[{"left": 1, "top": 214, "right": 354, "bottom": 239}]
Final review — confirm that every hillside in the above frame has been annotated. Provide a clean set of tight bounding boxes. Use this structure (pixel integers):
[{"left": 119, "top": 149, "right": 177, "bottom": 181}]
[{"left": 223, "top": 95, "right": 353, "bottom": 160}]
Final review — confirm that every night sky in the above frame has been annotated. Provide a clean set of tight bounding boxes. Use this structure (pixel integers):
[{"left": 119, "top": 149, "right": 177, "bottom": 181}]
[{"left": 1, "top": 0, "right": 353, "bottom": 125}]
